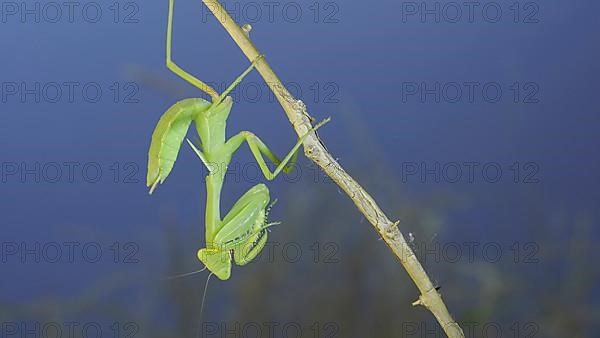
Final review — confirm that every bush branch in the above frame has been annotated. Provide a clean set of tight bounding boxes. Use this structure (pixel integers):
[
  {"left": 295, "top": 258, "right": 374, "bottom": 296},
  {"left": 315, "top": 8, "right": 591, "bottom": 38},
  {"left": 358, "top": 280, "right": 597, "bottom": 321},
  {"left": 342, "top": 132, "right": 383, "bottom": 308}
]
[{"left": 199, "top": 1, "right": 465, "bottom": 336}]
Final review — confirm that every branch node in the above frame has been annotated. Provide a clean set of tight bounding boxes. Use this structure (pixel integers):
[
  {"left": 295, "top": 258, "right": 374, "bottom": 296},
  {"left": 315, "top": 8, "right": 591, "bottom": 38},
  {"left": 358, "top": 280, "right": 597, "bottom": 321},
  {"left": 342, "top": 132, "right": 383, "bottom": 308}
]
[
  {"left": 241, "top": 23, "right": 252, "bottom": 37},
  {"left": 387, "top": 220, "right": 400, "bottom": 233},
  {"left": 412, "top": 298, "right": 424, "bottom": 307},
  {"left": 382, "top": 220, "right": 400, "bottom": 241}
]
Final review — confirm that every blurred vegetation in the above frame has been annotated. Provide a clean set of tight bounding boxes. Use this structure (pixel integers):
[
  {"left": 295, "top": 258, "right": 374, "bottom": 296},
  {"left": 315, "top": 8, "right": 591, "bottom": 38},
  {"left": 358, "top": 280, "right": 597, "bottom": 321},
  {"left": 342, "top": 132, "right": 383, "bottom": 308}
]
[{"left": 2, "top": 79, "right": 598, "bottom": 338}]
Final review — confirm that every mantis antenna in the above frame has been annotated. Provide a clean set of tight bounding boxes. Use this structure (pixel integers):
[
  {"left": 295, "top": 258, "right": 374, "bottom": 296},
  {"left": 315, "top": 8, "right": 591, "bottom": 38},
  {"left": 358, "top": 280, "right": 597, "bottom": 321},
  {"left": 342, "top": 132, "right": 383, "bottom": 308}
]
[
  {"left": 164, "top": 265, "right": 214, "bottom": 337},
  {"left": 197, "top": 272, "right": 214, "bottom": 338},
  {"left": 165, "top": 266, "right": 208, "bottom": 280}
]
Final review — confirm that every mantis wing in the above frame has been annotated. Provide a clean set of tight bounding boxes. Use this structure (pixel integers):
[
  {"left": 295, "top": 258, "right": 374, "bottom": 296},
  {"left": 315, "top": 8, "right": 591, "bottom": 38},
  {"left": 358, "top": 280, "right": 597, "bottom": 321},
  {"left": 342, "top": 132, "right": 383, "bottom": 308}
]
[{"left": 147, "top": 98, "right": 211, "bottom": 193}]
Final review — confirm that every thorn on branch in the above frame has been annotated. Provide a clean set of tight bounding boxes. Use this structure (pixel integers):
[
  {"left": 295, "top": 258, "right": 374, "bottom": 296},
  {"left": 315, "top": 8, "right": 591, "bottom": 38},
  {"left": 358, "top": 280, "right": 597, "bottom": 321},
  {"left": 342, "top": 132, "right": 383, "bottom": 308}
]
[
  {"left": 242, "top": 24, "right": 252, "bottom": 37},
  {"left": 412, "top": 298, "right": 424, "bottom": 307}
]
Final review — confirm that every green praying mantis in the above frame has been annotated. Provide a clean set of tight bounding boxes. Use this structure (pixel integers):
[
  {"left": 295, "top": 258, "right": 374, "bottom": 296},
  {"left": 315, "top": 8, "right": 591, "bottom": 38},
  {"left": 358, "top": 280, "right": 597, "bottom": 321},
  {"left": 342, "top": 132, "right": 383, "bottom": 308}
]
[{"left": 147, "top": 0, "right": 330, "bottom": 281}]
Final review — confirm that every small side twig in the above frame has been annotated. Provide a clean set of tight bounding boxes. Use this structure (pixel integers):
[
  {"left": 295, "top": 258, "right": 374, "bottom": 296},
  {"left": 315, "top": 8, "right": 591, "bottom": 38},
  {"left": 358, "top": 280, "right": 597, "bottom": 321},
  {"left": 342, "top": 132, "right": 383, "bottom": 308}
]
[{"left": 200, "top": 1, "right": 465, "bottom": 337}]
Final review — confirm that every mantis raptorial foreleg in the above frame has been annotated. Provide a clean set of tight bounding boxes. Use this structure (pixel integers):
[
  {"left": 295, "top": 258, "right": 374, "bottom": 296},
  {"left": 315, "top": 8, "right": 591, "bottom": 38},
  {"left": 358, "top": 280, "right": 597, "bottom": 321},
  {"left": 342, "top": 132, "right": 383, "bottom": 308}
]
[
  {"left": 225, "top": 117, "right": 330, "bottom": 180},
  {"left": 166, "top": 0, "right": 219, "bottom": 100}
]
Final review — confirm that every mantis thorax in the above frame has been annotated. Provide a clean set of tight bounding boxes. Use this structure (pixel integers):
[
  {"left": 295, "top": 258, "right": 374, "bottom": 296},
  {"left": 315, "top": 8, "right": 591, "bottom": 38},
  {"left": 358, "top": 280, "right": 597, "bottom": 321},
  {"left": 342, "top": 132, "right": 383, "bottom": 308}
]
[{"left": 194, "top": 97, "right": 233, "bottom": 158}]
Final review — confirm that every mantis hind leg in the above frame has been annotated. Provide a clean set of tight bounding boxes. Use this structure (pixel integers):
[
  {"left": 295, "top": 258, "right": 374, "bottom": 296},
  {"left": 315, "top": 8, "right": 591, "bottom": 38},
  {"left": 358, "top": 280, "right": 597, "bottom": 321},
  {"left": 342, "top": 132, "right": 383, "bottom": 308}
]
[{"left": 166, "top": 0, "right": 219, "bottom": 100}]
